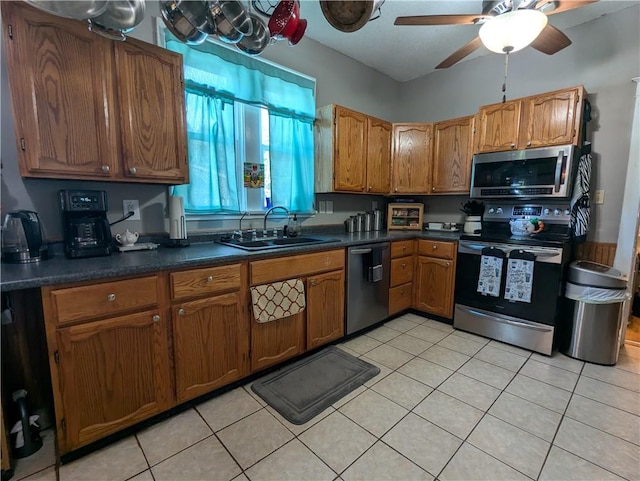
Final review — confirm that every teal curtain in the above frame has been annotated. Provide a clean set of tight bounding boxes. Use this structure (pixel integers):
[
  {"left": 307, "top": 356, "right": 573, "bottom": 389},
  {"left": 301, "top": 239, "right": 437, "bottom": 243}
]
[
  {"left": 172, "top": 89, "right": 239, "bottom": 213},
  {"left": 166, "top": 36, "right": 316, "bottom": 214},
  {"left": 269, "top": 113, "right": 314, "bottom": 212}
]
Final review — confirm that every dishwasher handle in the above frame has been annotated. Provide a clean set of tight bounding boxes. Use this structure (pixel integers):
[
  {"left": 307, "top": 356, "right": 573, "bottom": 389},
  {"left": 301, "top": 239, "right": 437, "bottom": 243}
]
[{"left": 350, "top": 248, "right": 372, "bottom": 255}]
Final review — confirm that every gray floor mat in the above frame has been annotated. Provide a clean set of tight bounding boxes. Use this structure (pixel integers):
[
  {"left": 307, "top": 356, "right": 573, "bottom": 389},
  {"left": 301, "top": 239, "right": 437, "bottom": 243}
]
[{"left": 251, "top": 346, "right": 380, "bottom": 425}]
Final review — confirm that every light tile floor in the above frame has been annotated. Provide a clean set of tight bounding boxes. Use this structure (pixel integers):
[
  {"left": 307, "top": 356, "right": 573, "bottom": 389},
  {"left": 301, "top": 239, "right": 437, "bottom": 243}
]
[{"left": 10, "top": 313, "right": 640, "bottom": 481}]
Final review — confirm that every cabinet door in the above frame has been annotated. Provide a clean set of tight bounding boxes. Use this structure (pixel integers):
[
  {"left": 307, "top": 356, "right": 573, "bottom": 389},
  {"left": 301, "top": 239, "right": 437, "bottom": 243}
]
[
  {"left": 2, "top": 2, "right": 118, "bottom": 179},
  {"left": 334, "top": 106, "right": 367, "bottom": 192},
  {"left": 392, "top": 123, "right": 432, "bottom": 193},
  {"left": 307, "top": 270, "right": 345, "bottom": 349},
  {"left": 525, "top": 88, "right": 579, "bottom": 148},
  {"left": 251, "top": 313, "right": 305, "bottom": 372},
  {"left": 115, "top": 40, "right": 188, "bottom": 183},
  {"left": 432, "top": 116, "right": 475, "bottom": 193},
  {"left": 366, "top": 117, "right": 392, "bottom": 193},
  {"left": 56, "top": 311, "right": 171, "bottom": 451},
  {"left": 476, "top": 101, "right": 522, "bottom": 153},
  {"left": 413, "top": 256, "right": 456, "bottom": 318},
  {"left": 173, "top": 293, "right": 249, "bottom": 403}
]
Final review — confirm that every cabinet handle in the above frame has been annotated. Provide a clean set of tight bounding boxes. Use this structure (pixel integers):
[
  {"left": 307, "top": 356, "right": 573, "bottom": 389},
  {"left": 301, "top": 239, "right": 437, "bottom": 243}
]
[
  {"left": 310, "top": 280, "right": 317, "bottom": 286},
  {"left": 432, "top": 245, "right": 437, "bottom": 250},
  {"left": 207, "top": 276, "right": 213, "bottom": 282},
  {"left": 107, "top": 293, "right": 116, "bottom": 302},
  {"left": 402, "top": 263, "right": 406, "bottom": 268},
  {"left": 101, "top": 165, "right": 110, "bottom": 173},
  {"left": 394, "top": 188, "right": 398, "bottom": 192},
  {"left": 152, "top": 314, "right": 160, "bottom": 322},
  {"left": 510, "top": 143, "right": 516, "bottom": 149},
  {"left": 178, "top": 309, "right": 185, "bottom": 316},
  {"left": 402, "top": 246, "right": 406, "bottom": 251},
  {"left": 432, "top": 187, "right": 436, "bottom": 191},
  {"left": 446, "top": 262, "right": 451, "bottom": 267},
  {"left": 526, "top": 141, "right": 531, "bottom": 147},
  {"left": 129, "top": 167, "right": 137, "bottom": 174},
  {"left": 400, "top": 290, "right": 405, "bottom": 295},
  {"left": 368, "top": 186, "right": 372, "bottom": 191}
]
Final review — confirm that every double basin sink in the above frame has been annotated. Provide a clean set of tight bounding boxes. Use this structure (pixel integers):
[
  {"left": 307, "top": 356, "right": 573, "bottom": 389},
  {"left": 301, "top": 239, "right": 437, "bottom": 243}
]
[{"left": 218, "top": 236, "right": 338, "bottom": 252}]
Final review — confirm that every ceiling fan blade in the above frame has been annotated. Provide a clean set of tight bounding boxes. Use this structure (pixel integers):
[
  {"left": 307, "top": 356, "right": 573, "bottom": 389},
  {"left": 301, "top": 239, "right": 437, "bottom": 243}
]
[
  {"left": 530, "top": 24, "right": 572, "bottom": 55},
  {"left": 394, "top": 14, "right": 491, "bottom": 26},
  {"left": 436, "top": 36, "right": 483, "bottom": 69},
  {"left": 537, "top": 0, "right": 599, "bottom": 15}
]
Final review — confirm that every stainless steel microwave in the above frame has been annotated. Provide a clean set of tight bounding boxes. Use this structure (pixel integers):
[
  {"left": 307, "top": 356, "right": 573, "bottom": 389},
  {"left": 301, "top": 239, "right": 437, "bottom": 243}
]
[{"left": 470, "top": 145, "right": 579, "bottom": 200}]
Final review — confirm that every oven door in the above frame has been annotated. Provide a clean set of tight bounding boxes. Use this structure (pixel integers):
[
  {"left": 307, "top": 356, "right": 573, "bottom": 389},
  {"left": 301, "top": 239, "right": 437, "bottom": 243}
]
[
  {"left": 470, "top": 145, "right": 577, "bottom": 199},
  {"left": 454, "top": 240, "right": 564, "bottom": 326}
]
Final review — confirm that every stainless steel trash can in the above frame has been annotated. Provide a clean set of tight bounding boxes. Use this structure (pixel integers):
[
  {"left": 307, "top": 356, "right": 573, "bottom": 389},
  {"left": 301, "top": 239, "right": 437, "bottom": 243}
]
[{"left": 562, "top": 261, "right": 628, "bottom": 365}]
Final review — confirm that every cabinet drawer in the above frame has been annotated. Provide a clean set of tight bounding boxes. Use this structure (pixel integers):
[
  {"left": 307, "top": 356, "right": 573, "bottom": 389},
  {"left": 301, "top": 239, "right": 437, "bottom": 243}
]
[
  {"left": 417, "top": 240, "right": 455, "bottom": 259},
  {"left": 390, "top": 256, "right": 414, "bottom": 287},
  {"left": 171, "top": 264, "right": 242, "bottom": 300},
  {"left": 250, "top": 249, "right": 344, "bottom": 285},
  {"left": 391, "top": 240, "right": 414, "bottom": 258},
  {"left": 51, "top": 276, "right": 160, "bottom": 325},
  {"left": 389, "top": 283, "right": 412, "bottom": 315}
]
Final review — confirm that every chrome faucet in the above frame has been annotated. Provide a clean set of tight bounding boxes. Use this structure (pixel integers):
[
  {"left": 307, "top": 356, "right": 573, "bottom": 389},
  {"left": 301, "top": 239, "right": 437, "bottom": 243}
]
[{"left": 263, "top": 206, "right": 290, "bottom": 232}]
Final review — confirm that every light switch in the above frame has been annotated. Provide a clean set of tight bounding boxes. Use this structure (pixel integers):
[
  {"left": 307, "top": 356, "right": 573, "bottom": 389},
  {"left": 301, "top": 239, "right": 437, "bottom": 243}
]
[
  {"left": 594, "top": 190, "right": 605, "bottom": 205},
  {"left": 326, "top": 201, "right": 333, "bottom": 214}
]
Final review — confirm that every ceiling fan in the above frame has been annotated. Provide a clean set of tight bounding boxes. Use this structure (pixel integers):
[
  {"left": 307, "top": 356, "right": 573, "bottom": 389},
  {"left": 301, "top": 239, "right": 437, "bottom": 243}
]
[{"left": 395, "top": 0, "right": 598, "bottom": 69}]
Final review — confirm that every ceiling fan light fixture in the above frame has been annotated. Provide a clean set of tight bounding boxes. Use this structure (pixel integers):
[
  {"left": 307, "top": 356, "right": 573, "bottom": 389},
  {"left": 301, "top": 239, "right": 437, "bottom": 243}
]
[{"left": 479, "top": 9, "right": 548, "bottom": 54}]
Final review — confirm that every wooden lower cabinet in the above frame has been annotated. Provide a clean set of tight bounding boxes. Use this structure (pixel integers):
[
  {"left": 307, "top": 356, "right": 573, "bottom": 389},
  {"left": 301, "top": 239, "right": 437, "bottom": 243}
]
[
  {"left": 251, "top": 313, "right": 305, "bottom": 372},
  {"left": 307, "top": 270, "right": 345, "bottom": 349},
  {"left": 172, "top": 293, "right": 249, "bottom": 403},
  {"left": 413, "top": 256, "right": 456, "bottom": 318},
  {"left": 389, "top": 283, "right": 413, "bottom": 315},
  {"left": 55, "top": 310, "right": 172, "bottom": 451}
]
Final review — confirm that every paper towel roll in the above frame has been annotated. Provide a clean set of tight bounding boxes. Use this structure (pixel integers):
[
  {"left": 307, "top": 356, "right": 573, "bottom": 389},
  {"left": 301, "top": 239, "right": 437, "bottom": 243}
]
[{"left": 169, "top": 195, "right": 187, "bottom": 240}]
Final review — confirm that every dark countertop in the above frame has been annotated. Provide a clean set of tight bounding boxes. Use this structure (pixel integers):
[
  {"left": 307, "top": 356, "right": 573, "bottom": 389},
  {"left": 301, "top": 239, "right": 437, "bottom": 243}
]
[{"left": 0, "top": 229, "right": 462, "bottom": 291}]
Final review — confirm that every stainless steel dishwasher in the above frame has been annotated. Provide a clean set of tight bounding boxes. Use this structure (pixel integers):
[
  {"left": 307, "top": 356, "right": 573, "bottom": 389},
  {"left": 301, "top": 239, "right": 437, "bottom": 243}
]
[{"left": 346, "top": 242, "right": 390, "bottom": 335}]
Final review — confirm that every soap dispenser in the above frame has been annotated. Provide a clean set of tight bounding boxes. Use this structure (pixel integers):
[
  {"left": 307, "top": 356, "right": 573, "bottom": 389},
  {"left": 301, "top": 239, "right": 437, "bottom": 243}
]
[{"left": 287, "top": 214, "right": 300, "bottom": 237}]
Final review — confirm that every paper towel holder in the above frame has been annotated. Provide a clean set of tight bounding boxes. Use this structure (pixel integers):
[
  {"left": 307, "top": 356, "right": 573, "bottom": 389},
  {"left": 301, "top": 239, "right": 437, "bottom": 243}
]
[{"left": 167, "top": 195, "right": 190, "bottom": 248}]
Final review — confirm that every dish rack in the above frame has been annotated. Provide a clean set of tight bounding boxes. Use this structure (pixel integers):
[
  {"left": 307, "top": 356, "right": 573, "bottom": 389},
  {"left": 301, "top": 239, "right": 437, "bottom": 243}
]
[{"left": 387, "top": 203, "right": 424, "bottom": 231}]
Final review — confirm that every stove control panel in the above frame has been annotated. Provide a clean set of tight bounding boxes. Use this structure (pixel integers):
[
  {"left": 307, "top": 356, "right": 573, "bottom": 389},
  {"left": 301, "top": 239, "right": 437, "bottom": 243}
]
[{"left": 483, "top": 203, "right": 571, "bottom": 223}]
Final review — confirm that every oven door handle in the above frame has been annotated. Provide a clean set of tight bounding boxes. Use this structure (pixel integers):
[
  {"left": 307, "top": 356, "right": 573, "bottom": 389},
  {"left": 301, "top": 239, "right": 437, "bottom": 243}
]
[
  {"left": 554, "top": 150, "right": 566, "bottom": 192},
  {"left": 465, "top": 307, "right": 552, "bottom": 332}
]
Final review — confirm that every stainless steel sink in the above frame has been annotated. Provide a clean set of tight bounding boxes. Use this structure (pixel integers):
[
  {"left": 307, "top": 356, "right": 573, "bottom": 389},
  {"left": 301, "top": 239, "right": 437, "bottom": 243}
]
[{"left": 217, "top": 236, "right": 338, "bottom": 251}]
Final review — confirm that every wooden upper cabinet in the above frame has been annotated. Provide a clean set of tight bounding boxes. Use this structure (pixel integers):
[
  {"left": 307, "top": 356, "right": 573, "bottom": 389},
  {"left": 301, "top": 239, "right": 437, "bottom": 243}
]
[
  {"left": 524, "top": 87, "right": 581, "bottom": 149},
  {"left": 56, "top": 310, "right": 172, "bottom": 450},
  {"left": 334, "top": 106, "right": 367, "bottom": 191},
  {"left": 476, "top": 100, "right": 522, "bottom": 153},
  {"left": 366, "top": 117, "right": 392, "bottom": 193},
  {"left": 392, "top": 123, "right": 432, "bottom": 194},
  {"left": 2, "top": 2, "right": 188, "bottom": 184},
  {"left": 2, "top": 2, "right": 118, "bottom": 178},
  {"left": 432, "top": 115, "right": 475, "bottom": 194},
  {"left": 314, "top": 105, "right": 391, "bottom": 194},
  {"left": 476, "top": 86, "right": 584, "bottom": 153},
  {"left": 115, "top": 39, "right": 188, "bottom": 183}
]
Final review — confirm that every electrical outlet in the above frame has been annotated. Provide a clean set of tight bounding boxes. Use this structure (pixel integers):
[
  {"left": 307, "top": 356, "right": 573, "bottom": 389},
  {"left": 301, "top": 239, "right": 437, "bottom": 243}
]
[
  {"left": 594, "top": 190, "right": 605, "bottom": 205},
  {"left": 123, "top": 200, "right": 141, "bottom": 220},
  {"left": 318, "top": 200, "right": 326, "bottom": 213},
  {"left": 325, "top": 200, "right": 333, "bottom": 214},
  {"left": 372, "top": 200, "right": 379, "bottom": 210}
]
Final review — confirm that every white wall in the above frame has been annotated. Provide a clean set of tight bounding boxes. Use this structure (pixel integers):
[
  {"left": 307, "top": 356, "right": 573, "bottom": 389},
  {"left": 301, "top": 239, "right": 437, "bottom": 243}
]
[{"left": 1, "top": 4, "right": 638, "bottom": 242}]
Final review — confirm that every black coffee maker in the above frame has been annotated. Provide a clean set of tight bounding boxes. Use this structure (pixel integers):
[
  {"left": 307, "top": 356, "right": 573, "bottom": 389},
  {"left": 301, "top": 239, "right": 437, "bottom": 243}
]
[{"left": 59, "top": 190, "right": 112, "bottom": 259}]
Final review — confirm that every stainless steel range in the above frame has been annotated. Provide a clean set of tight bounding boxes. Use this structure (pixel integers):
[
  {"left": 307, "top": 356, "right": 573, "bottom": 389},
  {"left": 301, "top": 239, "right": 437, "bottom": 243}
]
[{"left": 454, "top": 202, "right": 573, "bottom": 355}]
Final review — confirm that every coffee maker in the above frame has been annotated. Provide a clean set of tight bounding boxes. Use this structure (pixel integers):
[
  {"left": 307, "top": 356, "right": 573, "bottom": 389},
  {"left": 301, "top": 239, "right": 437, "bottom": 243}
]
[{"left": 59, "top": 190, "right": 112, "bottom": 259}]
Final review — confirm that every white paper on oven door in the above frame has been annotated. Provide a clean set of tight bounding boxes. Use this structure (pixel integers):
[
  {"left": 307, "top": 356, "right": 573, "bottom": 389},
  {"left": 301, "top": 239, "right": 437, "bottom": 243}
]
[
  {"left": 504, "top": 259, "right": 534, "bottom": 303},
  {"left": 477, "top": 255, "right": 503, "bottom": 297}
]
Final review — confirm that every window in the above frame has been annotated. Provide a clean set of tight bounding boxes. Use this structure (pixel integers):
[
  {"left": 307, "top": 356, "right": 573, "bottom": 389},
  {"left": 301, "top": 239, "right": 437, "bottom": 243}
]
[{"left": 165, "top": 36, "right": 316, "bottom": 215}]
